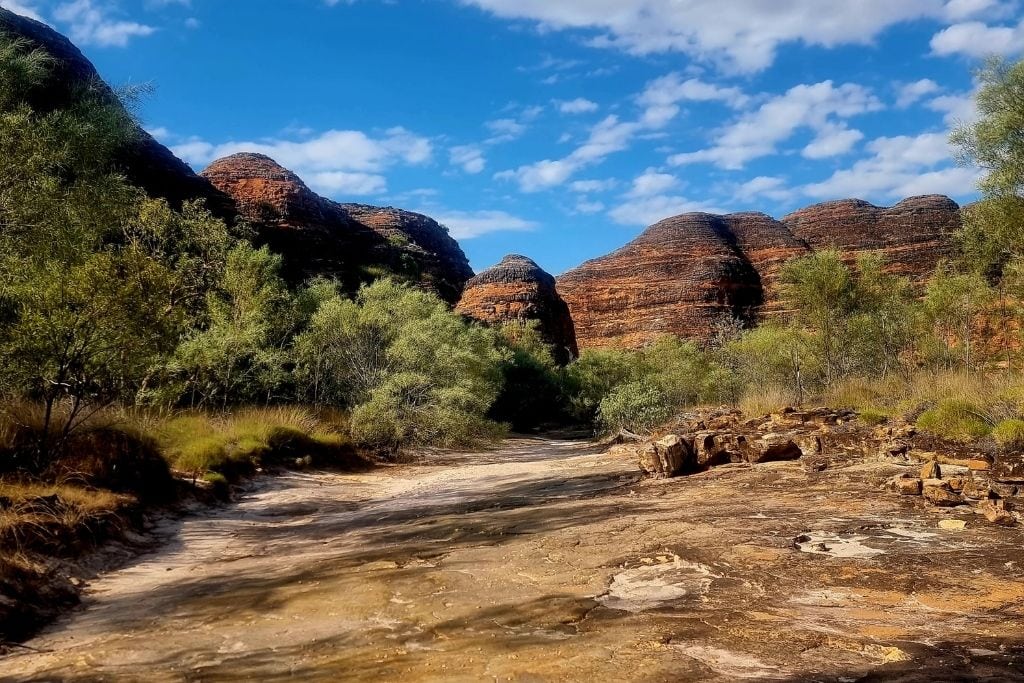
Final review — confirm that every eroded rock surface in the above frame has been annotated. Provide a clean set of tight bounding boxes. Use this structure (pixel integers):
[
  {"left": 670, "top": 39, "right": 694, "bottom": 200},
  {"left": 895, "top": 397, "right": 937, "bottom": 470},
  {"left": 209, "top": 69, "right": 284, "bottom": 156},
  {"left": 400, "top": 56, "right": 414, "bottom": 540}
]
[
  {"left": 456, "top": 254, "right": 578, "bottom": 363},
  {"left": 558, "top": 198, "right": 959, "bottom": 350},
  {"left": 781, "top": 195, "right": 960, "bottom": 284},
  {"left": 202, "top": 153, "right": 473, "bottom": 302},
  {"left": 6, "top": 435, "right": 1023, "bottom": 682}
]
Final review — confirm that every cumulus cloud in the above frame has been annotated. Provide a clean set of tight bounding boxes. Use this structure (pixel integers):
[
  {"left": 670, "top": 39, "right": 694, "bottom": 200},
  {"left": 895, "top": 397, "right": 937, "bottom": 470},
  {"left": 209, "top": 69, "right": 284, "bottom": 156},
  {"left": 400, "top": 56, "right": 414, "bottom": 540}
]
[
  {"left": 608, "top": 194, "right": 724, "bottom": 225},
  {"left": 627, "top": 168, "right": 679, "bottom": 197},
  {"left": 449, "top": 144, "right": 486, "bottom": 174},
  {"left": 54, "top": 0, "right": 156, "bottom": 47},
  {"left": 928, "top": 90, "right": 980, "bottom": 124},
  {"left": 557, "top": 97, "right": 599, "bottom": 114},
  {"left": 896, "top": 78, "right": 942, "bottom": 108},
  {"left": 669, "top": 80, "right": 881, "bottom": 169},
  {"left": 0, "top": 0, "right": 44, "bottom": 21},
  {"left": 172, "top": 127, "right": 432, "bottom": 197},
  {"left": 735, "top": 175, "right": 795, "bottom": 203},
  {"left": 460, "top": 0, "right": 960, "bottom": 72},
  {"left": 801, "top": 132, "right": 981, "bottom": 200},
  {"left": 570, "top": 178, "right": 617, "bottom": 193},
  {"left": 427, "top": 209, "right": 537, "bottom": 239},
  {"left": 485, "top": 117, "right": 528, "bottom": 143},
  {"left": 930, "top": 18, "right": 1024, "bottom": 57},
  {"left": 638, "top": 72, "right": 750, "bottom": 122}
]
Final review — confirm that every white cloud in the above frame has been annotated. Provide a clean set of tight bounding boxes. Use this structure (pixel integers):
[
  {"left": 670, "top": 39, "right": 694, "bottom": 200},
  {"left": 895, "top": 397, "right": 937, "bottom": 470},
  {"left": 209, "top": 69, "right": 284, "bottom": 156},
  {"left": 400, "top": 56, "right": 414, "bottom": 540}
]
[
  {"left": 608, "top": 194, "right": 724, "bottom": 225},
  {"left": 460, "top": 0, "right": 956, "bottom": 72},
  {"left": 943, "top": 0, "right": 1012, "bottom": 20},
  {"left": 570, "top": 178, "right": 617, "bottom": 193},
  {"left": 0, "top": 1, "right": 44, "bottom": 21},
  {"left": 174, "top": 127, "right": 432, "bottom": 174},
  {"left": 449, "top": 144, "right": 486, "bottom": 174},
  {"left": 928, "top": 90, "right": 979, "bottom": 124},
  {"left": 736, "top": 175, "right": 795, "bottom": 203},
  {"left": 669, "top": 80, "right": 882, "bottom": 169},
  {"left": 54, "top": 0, "right": 156, "bottom": 47},
  {"left": 307, "top": 171, "right": 386, "bottom": 196},
  {"left": 428, "top": 209, "right": 537, "bottom": 239},
  {"left": 627, "top": 168, "right": 679, "bottom": 197},
  {"left": 173, "top": 127, "right": 432, "bottom": 199},
  {"left": 801, "top": 122, "right": 863, "bottom": 159},
  {"left": 930, "top": 19, "right": 1024, "bottom": 57},
  {"left": 146, "top": 126, "right": 171, "bottom": 141},
  {"left": 485, "top": 117, "right": 527, "bottom": 143},
  {"left": 575, "top": 200, "right": 605, "bottom": 213},
  {"left": 801, "top": 132, "right": 981, "bottom": 200},
  {"left": 638, "top": 72, "right": 750, "bottom": 118},
  {"left": 557, "top": 97, "right": 599, "bottom": 114},
  {"left": 896, "top": 78, "right": 942, "bottom": 108}
]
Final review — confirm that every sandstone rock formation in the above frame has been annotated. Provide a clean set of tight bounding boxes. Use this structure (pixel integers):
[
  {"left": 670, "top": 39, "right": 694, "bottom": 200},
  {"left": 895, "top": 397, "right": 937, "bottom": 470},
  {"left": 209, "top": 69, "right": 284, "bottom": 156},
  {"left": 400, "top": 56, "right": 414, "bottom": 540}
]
[
  {"left": 557, "top": 212, "right": 800, "bottom": 349},
  {"left": 455, "top": 254, "right": 578, "bottom": 362},
  {"left": 781, "top": 195, "right": 960, "bottom": 284},
  {"left": 1, "top": 9, "right": 473, "bottom": 302},
  {"left": 0, "top": 8, "right": 234, "bottom": 217},
  {"left": 559, "top": 197, "right": 960, "bottom": 350},
  {"left": 201, "top": 153, "right": 473, "bottom": 303}
]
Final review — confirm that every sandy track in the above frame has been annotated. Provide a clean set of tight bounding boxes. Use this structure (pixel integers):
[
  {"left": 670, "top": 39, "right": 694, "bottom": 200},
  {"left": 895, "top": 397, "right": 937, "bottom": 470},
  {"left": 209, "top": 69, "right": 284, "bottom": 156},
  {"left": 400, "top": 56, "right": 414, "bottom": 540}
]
[{"left": 2, "top": 436, "right": 1024, "bottom": 682}]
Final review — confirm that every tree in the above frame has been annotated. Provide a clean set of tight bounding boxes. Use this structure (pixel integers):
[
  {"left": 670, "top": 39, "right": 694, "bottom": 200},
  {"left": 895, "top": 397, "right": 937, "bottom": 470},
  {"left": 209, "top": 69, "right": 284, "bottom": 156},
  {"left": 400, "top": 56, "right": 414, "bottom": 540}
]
[
  {"left": 779, "top": 250, "right": 857, "bottom": 385},
  {"left": 293, "top": 279, "right": 507, "bottom": 450},
  {"left": 922, "top": 267, "right": 995, "bottom": 371}
]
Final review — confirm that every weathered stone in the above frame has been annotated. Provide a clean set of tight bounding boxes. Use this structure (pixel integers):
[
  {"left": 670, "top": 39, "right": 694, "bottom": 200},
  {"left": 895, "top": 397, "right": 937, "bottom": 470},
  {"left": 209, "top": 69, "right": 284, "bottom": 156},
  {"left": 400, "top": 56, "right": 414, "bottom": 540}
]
[
  {"left": 741, "top": 433, "right": 803, "bottom": 464},
  {"left": 637, "top": 435, "right": 695, "bottom": 478},
  {"left": 945, "top": 476, "right": 965, "bottom": 493},
  {"left": 968, "top": 458, "right": 992, "bottom": 472},
  {"left": 922, "top": 482, "right": 965, "bottom": 507},
  {"left": 920, "top": 461, "right": 941, "bottom": 479},
  {"left": 455, "top": 255, "right": 578, "bottom": 363},
  {"left": 990, "top": 454, "right": 1024, "bottom": 482},
  {"left": 897, "top": 478, "right": 923, "bottom": 496},
  {"left": 883, "top": 440, "right": 910, "bottom": 458},
  {"left": 961, "top": 477, "right": 990, "bottom": 500},
  {"left": 981, "top": 501, "right": 1017, "bottom": 527},
  {"left": 202, "top": 154, "right": 473, "bottom": 303},
  {"left": 781, "top": 195, "right": 959, "bottom": 287},
  {"left": 692, "top": 432, "right": 733, "bottom": 468}
]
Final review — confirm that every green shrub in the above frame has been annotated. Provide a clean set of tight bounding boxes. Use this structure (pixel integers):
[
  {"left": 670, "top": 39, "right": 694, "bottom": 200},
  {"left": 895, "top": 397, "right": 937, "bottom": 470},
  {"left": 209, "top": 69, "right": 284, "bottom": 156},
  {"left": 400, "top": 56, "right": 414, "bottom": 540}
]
[
  {"left": 858, "top": 408, "right": 889, "bottom": 426},
  {"left": 916, "top": 399, "right": 993, "bottom": 441},
  {"left": 597, "top": 380, "right": 672, "bottom": 435},
  {"left": 992, "top": 418, "right": 1024, "bottom": 449}
]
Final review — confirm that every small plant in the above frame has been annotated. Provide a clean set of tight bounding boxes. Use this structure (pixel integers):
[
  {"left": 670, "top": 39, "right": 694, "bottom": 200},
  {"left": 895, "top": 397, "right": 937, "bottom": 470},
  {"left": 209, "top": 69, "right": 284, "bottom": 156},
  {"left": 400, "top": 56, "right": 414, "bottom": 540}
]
[
  {"left": 597, "top": 380, "right": 672, "bottom": 435},
  {"left": 858, "top": 407, "right": 889, "bottom": 426},
  {"left": 916, "top": 399, "right": 993, "bottom": 441},
  {"left": 992, "top": 418, "right": 1024, "bottom": 450}
]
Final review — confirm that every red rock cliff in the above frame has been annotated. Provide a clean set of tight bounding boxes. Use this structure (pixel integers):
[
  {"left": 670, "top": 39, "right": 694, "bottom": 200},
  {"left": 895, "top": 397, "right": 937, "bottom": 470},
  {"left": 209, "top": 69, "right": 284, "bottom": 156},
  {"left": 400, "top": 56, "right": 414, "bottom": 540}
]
[
  {"left": 201, "top": 153, "right": 473, "bottom": 303},
  {"left": 456, "top": 255, "right": 578, "bottom": 363},
  {"left": 781, "top": 195, "right": 960, "bottom": 283}
]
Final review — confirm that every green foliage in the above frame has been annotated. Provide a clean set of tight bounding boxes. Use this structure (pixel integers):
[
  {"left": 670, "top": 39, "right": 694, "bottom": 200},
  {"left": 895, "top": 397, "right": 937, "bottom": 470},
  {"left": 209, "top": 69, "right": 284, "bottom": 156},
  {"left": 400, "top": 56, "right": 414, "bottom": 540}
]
[
  {"left": 858, "top": 408, "right": 889, "bottom": 426},
  {"left": 294, "top": 279, "right": 507, "bottom": 450},
  {"left": 488, "top": 322, "right": 566, "bottom": 431},
  {"left": 921, "top": 267, "right": 995, "bottom": 371},
  {"left": 563, "top": 348, "right": 645, "bottom": 420},
  {"left": 597, "top": 380, "right": 672, "bottom": 434},
  {"left": 916, "top": 399, "right": 993, "bottom": 441},
  {"left": 993, "top": 418, "right": 1024, "bottom": 449}
]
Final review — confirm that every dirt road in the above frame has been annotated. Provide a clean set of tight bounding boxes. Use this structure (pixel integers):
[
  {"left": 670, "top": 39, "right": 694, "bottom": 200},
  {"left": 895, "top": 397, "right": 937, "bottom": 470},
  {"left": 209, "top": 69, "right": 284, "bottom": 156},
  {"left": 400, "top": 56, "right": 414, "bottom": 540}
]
[{"left": 3, "top": 436, "right": 1024, "bottom": 681}]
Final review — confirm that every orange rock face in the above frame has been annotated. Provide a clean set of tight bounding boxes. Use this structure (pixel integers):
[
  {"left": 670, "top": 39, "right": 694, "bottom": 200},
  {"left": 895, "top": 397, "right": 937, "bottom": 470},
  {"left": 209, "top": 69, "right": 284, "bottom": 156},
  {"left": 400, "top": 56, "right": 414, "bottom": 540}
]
[
  {"left": 781, "top": 195, "right": 960, "bottom": 284},
  {"left": 558, "top": 197, "right": 960, "bottom": 350},
  {"left": 557, "top": 213, "right": 794, "bottom": 349},
  {"left": 456, "top": 255, "right": 578, "bottom": 363},
  {"left": 201, "top": 154, "right": 473, "bottom": 303}
]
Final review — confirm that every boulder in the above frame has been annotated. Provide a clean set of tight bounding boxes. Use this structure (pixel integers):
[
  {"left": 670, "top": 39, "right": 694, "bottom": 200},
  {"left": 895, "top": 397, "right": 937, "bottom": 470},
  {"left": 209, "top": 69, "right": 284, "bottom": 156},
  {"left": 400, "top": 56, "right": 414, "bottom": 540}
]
[
  {"left": 692, "top": 431, "right": 736, "bottom": 468},
  {"left": 920, "top": 461, "right": 941, "bottom": 479},
  {"left": 897, "top": 478, "right": 923, "bottom": 496},
  {"left": 922, "top": 481, "right": 965, "bottom": 507},
  {"left": 740, "top": 433, "right": 803, "bottom": 464},
  {"left": 981, "top": 500, "right": 1017, "bottom": 527},
  {"left": 990, "top": 454, "right": 1024, "bottom": 482},
  {"left": 455, "top": 255, "right": 578, "bottom": 363},
  {"left": 637, "top": 435, "right": 695, "bottom": 478}
]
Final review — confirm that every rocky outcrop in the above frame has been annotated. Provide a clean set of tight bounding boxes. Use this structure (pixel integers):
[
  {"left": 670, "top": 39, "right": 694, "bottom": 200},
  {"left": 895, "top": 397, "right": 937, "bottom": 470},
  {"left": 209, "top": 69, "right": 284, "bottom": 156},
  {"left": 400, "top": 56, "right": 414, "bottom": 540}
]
[
  {"left": 201, "top": 153, "right": 472, "bottom": 303},
  {"left": 1, "top": 9, "right": 473, "bottom": 302},
  {"left": 781, "top": 195, "right": 960, "bottom": 284},
  {"left": 455, "top": 254, "right": 578, "bottom": 363},
  {"left": 559, "top": 197, "right": 960, "bottom": 350},
  {"left": 0, "top": 7, "right": 234, "bottom": 217},
  {"left": 557, "top": 212, "right": 799, "bottom": 349}
]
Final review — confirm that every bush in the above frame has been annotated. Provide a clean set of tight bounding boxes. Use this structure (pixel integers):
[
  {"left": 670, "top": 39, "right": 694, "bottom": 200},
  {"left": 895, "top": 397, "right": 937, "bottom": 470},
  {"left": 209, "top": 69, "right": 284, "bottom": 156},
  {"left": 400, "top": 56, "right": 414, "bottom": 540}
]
[
  {"left": 858, "top": 408, "right": 889, "bottom": 426},
  {"left": 597, "top": 380, "right": 672, "bottom": 435},
  {"left": 916, "top": 399, "right": 993, "bottom": 441},
  {"left": 992, "top": 418, "right": 1024, "bottom": 449}
]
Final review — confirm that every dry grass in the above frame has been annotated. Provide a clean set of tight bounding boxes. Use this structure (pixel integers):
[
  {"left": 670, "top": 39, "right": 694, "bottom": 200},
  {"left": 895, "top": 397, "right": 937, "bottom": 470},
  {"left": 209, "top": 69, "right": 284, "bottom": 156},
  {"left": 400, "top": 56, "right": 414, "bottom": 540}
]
[{"left": 737, "top": 385, "right": 793, "bottom": 418}]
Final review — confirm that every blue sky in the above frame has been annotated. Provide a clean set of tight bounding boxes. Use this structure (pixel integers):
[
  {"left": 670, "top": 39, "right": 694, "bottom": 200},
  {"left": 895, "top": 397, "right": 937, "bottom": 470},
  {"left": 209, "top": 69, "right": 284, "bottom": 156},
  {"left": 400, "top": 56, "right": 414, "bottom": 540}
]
[{"left": 3, "top": 0, "right": 1023, "bottom": 274}]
